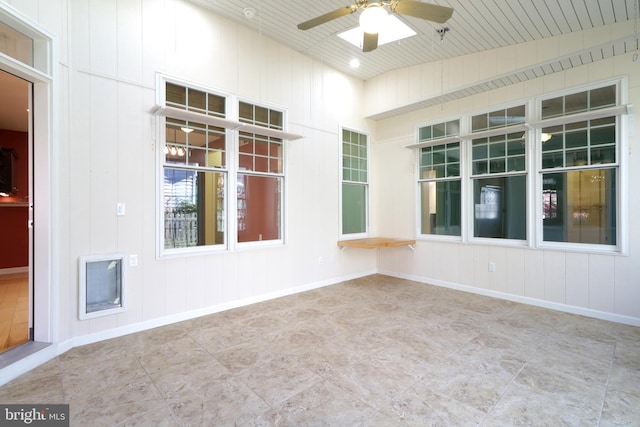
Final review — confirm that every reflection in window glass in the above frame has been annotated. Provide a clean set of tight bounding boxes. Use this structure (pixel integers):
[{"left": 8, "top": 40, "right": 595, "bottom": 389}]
[
  {"left": 164, "top": 168, "right": 225, "bottom": 248},
  {"left": 542, "top": 169, "right": 616, "bottom": 245},
  {"left": 342, "top": 183, "right": 366, "bottom": 235},
  {"left": 418, "top": 120, "right": 460, "bottom": 143},
  {"left": 420, "top": 180, "right": 461, "bottom": 236},
  {"left": 419, "top": 141, "right": 461, "bottom": 237},
  {"left": 471, "top": 106, "right": 525, "bottom": 132},
  {"left": 237, "top": 174, "right": 282, "bottom": 243},
  {"left": 473, "top": 176, "right": 526, "bottom": 239},
  {"left": 541, "top": 85, "right": 616, "bottom": 119}
]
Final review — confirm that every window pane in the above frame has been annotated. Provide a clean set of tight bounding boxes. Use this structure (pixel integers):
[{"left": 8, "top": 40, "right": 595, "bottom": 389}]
[
  {"left": 542, "top": 169, "right": 616, "bottom": 245},
  {"left": 166, "top": 83, "right": 186, "bottom": 106},
  {"left": 506, "top": 105, "right": 525, "bottom": 125},
  {"left": 541, "top": 97, "right": 564, "bottom": 119},
  {"left": 188, "top": 88, "right": 207, "bottom": 111},
  {"left": 420, "top": 180, "right": 461, "bottom": 236},
  {"left": 473, "top": 176, "right": 526, "bottom": 239},
  {"left": 565, "top": 91, "right": 588, "bottom": 115},
  {"left": 164, "top": 168, "right": 225, "bottom": 248},
  {"left": 208, "top": 94, "right": 226, "bottom": 116},
  {"left": 343, "top": 131, "right": 367, "bottom": 183},
  {"left": 590, "top": 85, "right": 616, "bottom": 109},
  {"left": 0, "top": 22, "right": 33, "bottom": 67},
  {"left": 237, "top": 174, "right": 281, "bottom": 242},
  {"left": 342, "top": 183, "right": 366, "bottom": 234},
  {"left": 472, "top": 114, "right": 488, "bottom": 132}
]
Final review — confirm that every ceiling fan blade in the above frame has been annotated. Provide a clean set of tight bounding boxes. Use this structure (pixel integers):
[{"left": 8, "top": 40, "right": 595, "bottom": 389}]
[
  {"left": 392, "top": 1, "right": 454, "bottom": 24},
  {"left": 297, "top": 6, "right": 357, "bottom": 30},
  {"left": 362, "top": 32, "right": 378, "bottom": 52}
]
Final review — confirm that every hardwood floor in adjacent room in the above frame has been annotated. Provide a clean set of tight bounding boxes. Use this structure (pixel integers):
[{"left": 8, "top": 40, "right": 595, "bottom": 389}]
[{"left": 0, "top": 273, "right": 29, "bottom": 352}]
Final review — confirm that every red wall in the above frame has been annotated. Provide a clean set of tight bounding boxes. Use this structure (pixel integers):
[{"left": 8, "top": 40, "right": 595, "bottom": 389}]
[{"left": 0, "top": 129, "right": 29, "bottom": 268}]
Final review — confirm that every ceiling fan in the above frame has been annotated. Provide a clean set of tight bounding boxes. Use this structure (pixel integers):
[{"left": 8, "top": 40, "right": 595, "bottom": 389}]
[{"left": 297, "top": 0, "right": 454, "bottom": 52}]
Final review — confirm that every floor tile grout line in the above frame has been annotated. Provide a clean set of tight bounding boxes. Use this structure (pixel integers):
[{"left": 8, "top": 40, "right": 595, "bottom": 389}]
[
  {"left": 596, "top": 340, "right": 617, "bottom": 427},
  {"left": 477, "top": 360, "right": 529, "bottom": 426}
]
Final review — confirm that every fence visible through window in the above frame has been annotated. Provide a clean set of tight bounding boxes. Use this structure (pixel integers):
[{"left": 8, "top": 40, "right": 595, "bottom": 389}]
[{"left": 164, "top": 212, "right": 198, "bottom": 248}]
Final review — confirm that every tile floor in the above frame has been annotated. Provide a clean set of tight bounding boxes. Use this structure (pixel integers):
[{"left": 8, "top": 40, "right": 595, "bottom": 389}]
[{"left": 0, "top": 274, "right": 638, "bottom": 426}]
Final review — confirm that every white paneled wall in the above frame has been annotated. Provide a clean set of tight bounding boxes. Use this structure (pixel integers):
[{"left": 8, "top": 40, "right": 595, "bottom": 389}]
[
  {"left": 3, "top": 0, "right": 373, "bottom": 346},
  {"left": 373, "top": 23, "right": 640, "bottom": 324},
  {"left": 1, "top": 0, "right": 637, "bottom": 367}
]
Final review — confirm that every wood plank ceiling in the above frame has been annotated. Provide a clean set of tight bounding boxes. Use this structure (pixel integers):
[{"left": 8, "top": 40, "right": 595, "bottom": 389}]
[{"left": 190, "top": 0, "right": 640, "bottom": 81}]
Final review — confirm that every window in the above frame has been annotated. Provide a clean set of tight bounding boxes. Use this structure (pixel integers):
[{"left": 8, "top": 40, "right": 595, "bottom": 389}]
[
  {"left": 163, "top": 83, "right": 227, "bottom": 250},
  {"left": 237, "top": 102, "right": 284, "bottom": 243},
  {"left": 158, "top": 78, "right": 290, "bottom": 254},
  {"left": 417, "top": 119, "right": 461, "bottom": 236},
  {"left": 341, "top": 128, "right": 369, "bottom": 236},
  {"left": 539, "top": 85, "right": 618, "bottom": 246},
  {"left": 471, "top": 107, "right": 527, "bottom": 240},
  {"left": 412, "top": 81, "right": 626, "bottom": 253}
]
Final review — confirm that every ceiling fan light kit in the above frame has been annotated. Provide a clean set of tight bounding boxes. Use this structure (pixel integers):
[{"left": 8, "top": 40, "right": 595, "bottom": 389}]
[
  {"left": 297, "top": 0, "right": 454, "bottom": 53},
  {"left": 359, "top": 4, "right": 388, "bottom": 34}
]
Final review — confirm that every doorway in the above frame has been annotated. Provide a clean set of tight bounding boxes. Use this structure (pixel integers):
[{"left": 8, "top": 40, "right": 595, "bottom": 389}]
[
  {"left": 0, "top": 70, "right": 31, "bottom": 353},
  {"left": 0, "top": 3, "right": 54, "bottom": 370}
]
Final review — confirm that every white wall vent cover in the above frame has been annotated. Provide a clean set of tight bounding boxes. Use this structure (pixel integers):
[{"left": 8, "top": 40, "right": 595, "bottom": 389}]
[{"left": 79, "top": 253, "right": 127, "bottom": 320}]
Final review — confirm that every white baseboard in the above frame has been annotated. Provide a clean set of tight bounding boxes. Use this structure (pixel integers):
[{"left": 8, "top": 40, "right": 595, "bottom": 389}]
[
  {"left": 68, "top": 268, "right": 377, "bottom": 350},
  {"left": 0, "top": 269, "right": 375, "bottom": 386},
  {"left": 378, "top": 269, "right": 640, "bottom": 328}
]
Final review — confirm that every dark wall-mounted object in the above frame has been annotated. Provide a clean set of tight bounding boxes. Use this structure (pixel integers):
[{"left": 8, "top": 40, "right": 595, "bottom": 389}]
[{"left": 0, "top": 147, "right": 18, "bottom": 196}]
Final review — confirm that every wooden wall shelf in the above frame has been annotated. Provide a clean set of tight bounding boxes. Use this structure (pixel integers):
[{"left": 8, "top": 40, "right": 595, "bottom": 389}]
[{"left": 338, "top": 237, "right": 416, "bottom": 250}]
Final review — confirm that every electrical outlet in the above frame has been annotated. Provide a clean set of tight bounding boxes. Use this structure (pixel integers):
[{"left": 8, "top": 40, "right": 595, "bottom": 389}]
[
  {"left": 129, "top": 254, "right": 138, "bottom": 267},
  {"left": 318, "top": 256, "right": 324, "bottom": 265},
  {"left": 116, "top": 203, "right": 126, "bottom": 216},
  {"left": 488, "top": 262, "right": 496, "bottom": 272}
]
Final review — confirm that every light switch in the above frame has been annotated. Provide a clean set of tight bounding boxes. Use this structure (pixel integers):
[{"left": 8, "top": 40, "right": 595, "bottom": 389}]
[{"left": 116, "top": 203, "right": 126, "bottom": 216}]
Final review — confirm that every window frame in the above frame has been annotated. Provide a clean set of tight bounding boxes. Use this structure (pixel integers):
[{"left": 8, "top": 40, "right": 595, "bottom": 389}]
[
  {"left": 157, "top": 77, "right": 231, "bottom": 257},
  {"left": 235, "top": 97, "right": 287, "bottom": 248},
  {"left": 339, "top": 125, "right": 370, "bottom": 239},
  {"left": 415, "top": 116, "right": 464, "bottom": 241},
  {"left": 410, "top": 79, "right": 628, "bottom": 255},
  {"left": 532, "top": 80, "right": 628, "bottom": 254},
  {"left": 467, "top": 103, "right": 530, "bottom": 246},
  {"left": 154, "top": 74, "right": 293, "bottom": 257}
]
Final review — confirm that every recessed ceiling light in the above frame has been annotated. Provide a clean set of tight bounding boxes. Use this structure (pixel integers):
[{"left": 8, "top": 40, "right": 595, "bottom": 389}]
[
  {"left": 349, "top": 58, "right": 360, "bottom": 68},
  {"left": 337, "top": 15, "right": 416, "bottom": 49}
]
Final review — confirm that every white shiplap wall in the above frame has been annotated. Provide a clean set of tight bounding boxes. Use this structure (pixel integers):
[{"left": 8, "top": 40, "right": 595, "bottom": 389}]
[
  {"left": 371, "top": 21, "right": 640, "bottom": 323},
  {"left": 3, "top": 0, "right": 375, "bottom": 346}
]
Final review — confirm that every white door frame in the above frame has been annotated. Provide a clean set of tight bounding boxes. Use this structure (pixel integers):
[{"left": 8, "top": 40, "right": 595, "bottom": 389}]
[{"left": 0, "top": 3, "right": 55, "bottom": 346}]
